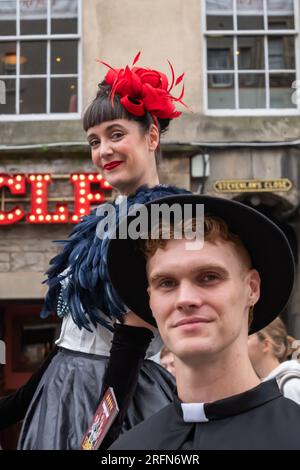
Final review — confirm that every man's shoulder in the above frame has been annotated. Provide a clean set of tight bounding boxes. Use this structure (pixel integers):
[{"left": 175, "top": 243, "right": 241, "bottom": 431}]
[
  {"left": 110, "top": 403, "right": 178, "bottom": 450},
  {"left": 277, "top": 392, "right": 300, "bottom": 407},
  {"left": 277, "top": 392, "right": 300, "bottom": 409},
  {"left": 262, "top": 392, "right": 300, "bottom": 435}
]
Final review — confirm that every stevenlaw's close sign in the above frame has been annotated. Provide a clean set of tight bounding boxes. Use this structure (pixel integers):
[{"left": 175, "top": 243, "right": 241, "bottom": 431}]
[{"left": 214, "top": 179, "right": 292, "bottom": 193}]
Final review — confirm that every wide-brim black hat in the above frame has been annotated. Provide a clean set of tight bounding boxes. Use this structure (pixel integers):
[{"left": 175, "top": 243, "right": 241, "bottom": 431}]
[{"left": 107, "top": 194, "right": 295, "bottom": 333}]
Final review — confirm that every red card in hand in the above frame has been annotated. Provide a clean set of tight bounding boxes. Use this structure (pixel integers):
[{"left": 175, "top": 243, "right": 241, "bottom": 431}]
[{"left": 81, "top": 387, "right": 119, "bottom": 450}]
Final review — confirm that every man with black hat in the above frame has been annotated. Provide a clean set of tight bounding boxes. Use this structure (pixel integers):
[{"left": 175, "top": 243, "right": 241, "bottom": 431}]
[{"left": 107, "top": 194, "right": 300, "bottom": 450}]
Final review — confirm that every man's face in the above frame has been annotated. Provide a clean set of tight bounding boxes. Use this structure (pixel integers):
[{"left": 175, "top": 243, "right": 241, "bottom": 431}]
[{"left": 147, "top": 238, "right": 260, "bottom": 364}]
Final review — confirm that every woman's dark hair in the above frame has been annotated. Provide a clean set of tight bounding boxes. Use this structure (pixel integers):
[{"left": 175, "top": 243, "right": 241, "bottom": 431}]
[{"left": 83, "top": 82, "right": 171, "bottom": 162}]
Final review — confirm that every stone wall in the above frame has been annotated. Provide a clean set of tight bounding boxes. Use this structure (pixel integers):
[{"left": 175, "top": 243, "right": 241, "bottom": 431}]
[{"left": 1, "top": 0, "right": 300, "bottom": 147}]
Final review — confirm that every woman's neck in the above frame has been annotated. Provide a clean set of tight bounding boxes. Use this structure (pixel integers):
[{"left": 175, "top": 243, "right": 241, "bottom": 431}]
[{"left": 118, "top": 174, "right": 160, "bottom": 197}]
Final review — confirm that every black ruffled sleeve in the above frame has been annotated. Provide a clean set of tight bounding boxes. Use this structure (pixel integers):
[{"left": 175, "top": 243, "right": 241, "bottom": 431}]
[{"left": 98, "top": 324, "right": 153, "bottom": 449}]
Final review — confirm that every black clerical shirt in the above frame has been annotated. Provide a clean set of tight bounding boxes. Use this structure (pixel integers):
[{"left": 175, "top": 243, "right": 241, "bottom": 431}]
[{"left": 110, "top": 379, "right": 300, "bottom": 450}]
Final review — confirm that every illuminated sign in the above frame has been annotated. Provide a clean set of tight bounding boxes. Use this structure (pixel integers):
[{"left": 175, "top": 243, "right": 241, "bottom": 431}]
[
  {"left": 0, "top": 173, "right": 112, "bottom": 226},
  {"left": 213, "top": 179, "right": 292, "bottom": 193}
]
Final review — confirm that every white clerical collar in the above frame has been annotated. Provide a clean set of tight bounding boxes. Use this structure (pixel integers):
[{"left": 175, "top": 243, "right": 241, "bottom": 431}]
[{"left": 181, "top": 403, "right": 209, "bottom": 423}]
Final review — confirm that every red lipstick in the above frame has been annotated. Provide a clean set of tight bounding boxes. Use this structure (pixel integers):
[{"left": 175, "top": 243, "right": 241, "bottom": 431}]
[{"left": 103, "top": 161, "right": 123, "bottom": 171}]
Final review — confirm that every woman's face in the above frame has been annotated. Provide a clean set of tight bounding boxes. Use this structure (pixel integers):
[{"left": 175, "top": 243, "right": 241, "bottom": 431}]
[
  {"left": 87, "top": 119, "right": 159, "bottom": 195},
  {"left": 160, "top": 350, "right": 176, "bottom": 377}
]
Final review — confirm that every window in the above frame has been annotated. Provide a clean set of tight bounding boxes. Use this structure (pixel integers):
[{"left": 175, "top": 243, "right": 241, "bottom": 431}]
[
  {"left": 0, "top": 0, "right": 80, "bottom": 120},
  {"left": 204, "top": 0, "right": 298, "bottom": 114}
]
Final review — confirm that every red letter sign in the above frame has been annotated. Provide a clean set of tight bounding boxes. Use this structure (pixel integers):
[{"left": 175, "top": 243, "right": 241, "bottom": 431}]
[
  {"left": 27, "top": 174, "right": 69, "bottom": 224},
  {"left": 0, "top": 174, "right": 26, "bottom": 225},
  {"left": 70, "top": 173, "right": 112, "bottom": 223}
]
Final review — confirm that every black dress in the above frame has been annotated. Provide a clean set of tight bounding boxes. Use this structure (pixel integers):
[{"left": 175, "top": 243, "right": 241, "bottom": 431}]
[
  {"left": 18, "top": 348, "right": 175, "bottom": 450},
  {"left": 110, "top": 379, "right": 300, "bottom": 450}
]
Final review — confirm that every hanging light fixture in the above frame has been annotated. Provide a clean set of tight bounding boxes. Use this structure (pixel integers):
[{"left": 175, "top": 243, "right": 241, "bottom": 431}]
[{"left": 1, "top": 52, "right": 27, "bottom": 65}]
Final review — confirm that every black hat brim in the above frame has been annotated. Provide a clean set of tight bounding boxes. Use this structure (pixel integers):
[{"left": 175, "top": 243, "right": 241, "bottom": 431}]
[{"left": 107, "top": 195, "right": 295, "bottom": 333}]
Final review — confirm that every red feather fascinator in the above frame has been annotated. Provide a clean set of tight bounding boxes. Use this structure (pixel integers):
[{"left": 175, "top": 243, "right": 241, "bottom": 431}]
[{"left": 98, "top": 52, "right": 189, "bottom": 122}]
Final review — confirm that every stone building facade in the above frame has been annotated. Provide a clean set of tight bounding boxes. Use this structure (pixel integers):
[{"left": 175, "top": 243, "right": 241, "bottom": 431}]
[{"left": 0, "top": 2, "right": 299, "bottom": 446}]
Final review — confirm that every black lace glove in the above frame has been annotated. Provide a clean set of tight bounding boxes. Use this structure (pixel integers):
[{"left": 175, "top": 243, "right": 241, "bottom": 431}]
[
  {"left": 0, "top": 346, "right": 58, "bottom": 430},
  {"left": 98, "top": 323, "right": 153, "bottom": 449}
]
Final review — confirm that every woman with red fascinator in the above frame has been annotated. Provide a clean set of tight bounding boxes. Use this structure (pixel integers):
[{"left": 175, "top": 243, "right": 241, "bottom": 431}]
[{"left": 8, "top": 53, "right": 189, "bottom": 450}]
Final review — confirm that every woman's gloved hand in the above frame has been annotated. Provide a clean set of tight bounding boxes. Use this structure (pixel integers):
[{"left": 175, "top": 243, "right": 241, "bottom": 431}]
[{"left": 98, "top": 318, "right": 154, "bottom": 449}]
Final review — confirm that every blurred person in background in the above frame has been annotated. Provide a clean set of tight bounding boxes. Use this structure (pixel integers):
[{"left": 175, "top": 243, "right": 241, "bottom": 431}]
[
  {"left": 248, "top": 317, "right": 300, "bottom": 405},
  {"left": 160, "top": 346, "right": 176, "bottom": 378}
]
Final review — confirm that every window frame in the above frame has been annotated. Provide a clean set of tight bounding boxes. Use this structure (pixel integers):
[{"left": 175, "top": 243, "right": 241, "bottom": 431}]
[
  {"left": 0, "top": 0, "right": 82, "bottom": 121},
  {"left": 203, "top": 0, "right": 300, "bottom": 116}
]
